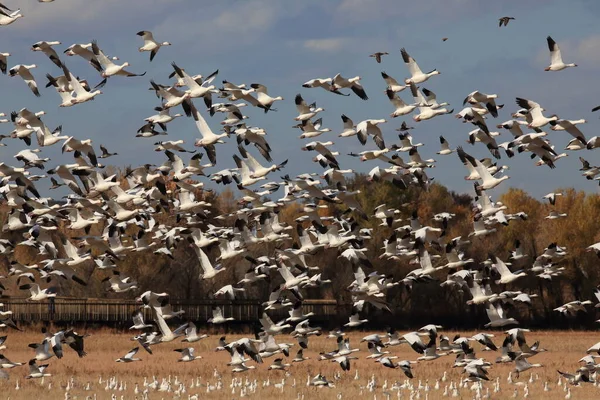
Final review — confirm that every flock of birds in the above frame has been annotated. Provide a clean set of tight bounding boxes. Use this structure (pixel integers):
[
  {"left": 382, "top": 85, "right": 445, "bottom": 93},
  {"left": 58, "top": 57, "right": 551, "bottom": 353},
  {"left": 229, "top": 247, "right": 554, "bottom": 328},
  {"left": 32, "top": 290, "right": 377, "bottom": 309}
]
[{"left": 0, "top": 3, "right": 600, "bottom": 399}]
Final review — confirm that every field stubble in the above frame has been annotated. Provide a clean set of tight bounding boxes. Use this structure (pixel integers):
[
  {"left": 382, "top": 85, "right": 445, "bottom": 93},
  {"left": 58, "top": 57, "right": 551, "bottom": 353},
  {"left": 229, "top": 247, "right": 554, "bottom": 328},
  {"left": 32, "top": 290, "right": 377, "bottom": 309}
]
[{"left": 0, "top": 329, "right": 597, "bottom": 399}]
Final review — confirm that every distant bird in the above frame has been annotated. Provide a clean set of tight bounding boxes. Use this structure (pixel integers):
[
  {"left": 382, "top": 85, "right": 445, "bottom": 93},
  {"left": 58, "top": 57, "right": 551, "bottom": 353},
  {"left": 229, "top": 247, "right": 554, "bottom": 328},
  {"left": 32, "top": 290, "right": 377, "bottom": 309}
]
[
  {"left": 369, "top": 52, "right": 388, "bottom": 63},
  {"left": 136, "top": 31, "right": 171, "bottom": 61},
  {"left": 545, "top": 36, "right": 577, "bottom": 71},
  {"left": 498, "top": 17, "right": 515, "bottom": 27},
  {"left": 442, "top": 37, "right": 448, "bottom": 42},
  {"left": 99, "top": 145, "right": 118, "bottom": 159}
]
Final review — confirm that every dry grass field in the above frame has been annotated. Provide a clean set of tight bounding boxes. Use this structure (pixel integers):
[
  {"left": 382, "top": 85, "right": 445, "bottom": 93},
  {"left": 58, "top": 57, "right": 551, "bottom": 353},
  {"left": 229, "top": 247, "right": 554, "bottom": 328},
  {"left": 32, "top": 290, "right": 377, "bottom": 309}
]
[{"left": 0, "top": 329, "right": 597, "bottom": 399}]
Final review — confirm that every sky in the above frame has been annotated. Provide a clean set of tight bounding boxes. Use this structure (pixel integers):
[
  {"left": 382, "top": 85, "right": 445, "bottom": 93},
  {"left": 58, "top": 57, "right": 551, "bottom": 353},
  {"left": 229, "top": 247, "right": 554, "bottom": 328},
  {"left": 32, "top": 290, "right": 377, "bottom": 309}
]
[{"left": 1, "top": 0, "right": 600, "bottom": 201}]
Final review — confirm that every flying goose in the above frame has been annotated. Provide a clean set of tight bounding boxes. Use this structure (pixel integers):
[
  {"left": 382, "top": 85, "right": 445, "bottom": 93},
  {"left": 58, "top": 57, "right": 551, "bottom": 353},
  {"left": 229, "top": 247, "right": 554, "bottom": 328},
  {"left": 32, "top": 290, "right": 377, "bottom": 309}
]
[
  {"left": 136, "top": 31, "right": 171, "bottom": 61},
  {"left": 250, "top": 83, "right": 284, "bottom": 112},
  {"left": 385, "top": 88, "right": 417, "bottom": 117},
  {"left": 116, "top": 347, "right": 141, "bottom": 363},
  {"left": 381, "top": 71, "right": 406, "bottom": 92},
  {"left": 437, "top": 136, "right": 454, "bottom": 155},
  {"left": 60, "top": 62, "right": 102, "bottom": 106},
  {"left": 26, "top": 359, "right": 51, "bottom": 379},
  {"left": 174, "top": 347, "right": 201, "bottom": 362},
  {"left": 208, "top": 306, "right": 234, "bottom": 324},
  {"left": 401, "top": 47, "right": 440, "bottom": 84},
  {"left": 356, "top": 119, "right": 387, "bottom": 149},
  {"left": 0, "top": 8, "right": 22, "bottom": 26},
  {"left": 171, "top": 63, "right": 218, "bottom": 108},
  {"left": 91, "top": 40, "right": 146, "bottom": 78},
  {"left": 19, "top": 284, "right": 57, "bottom": 301},
  {"left": 31, "top": 41, "right": 62, "bottom": 68},
  {"left": 410, "top": 83, "right": 452, "bottom": 121},
  {"left": 499, "top": 16, "right": 515, "bottom": 27},
  {"left": 294, "top": 94, "right": 324, "bottom": 121},
  {"left": 0, "top": 52, "right": 8, "bottom": 74},
  {"left": 545, "top": 36, "right": 577, "bottom": 71},
  {"left": 9, "top": 65, "right": 40, "bottom": 97},
  {"left": 330, "top": 73, "right": 368, "bottom": 100},
  {"left": 301, "top": 78, "right": 348, "bottom": 96},
  {"left": 369, "top": 51, "right": 388, "bottom": 63}
]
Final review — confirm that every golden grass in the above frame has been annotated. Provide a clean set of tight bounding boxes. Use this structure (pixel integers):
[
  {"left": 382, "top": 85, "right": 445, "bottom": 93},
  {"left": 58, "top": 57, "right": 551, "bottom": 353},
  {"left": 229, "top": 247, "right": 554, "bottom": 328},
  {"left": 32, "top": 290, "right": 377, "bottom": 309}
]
[{"left": 0, "top": 329, "right": 597, "bottom": 399}]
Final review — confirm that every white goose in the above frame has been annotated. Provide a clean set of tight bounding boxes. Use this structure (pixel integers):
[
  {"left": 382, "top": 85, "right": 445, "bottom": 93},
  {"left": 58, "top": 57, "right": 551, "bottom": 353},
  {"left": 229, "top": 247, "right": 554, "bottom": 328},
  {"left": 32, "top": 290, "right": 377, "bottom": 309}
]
[
  {"left": 381, "top": 71, "right": 406, "bottom": 92},
  {"left": 9, "top": 65, "right": 40, "bottom": 97},
  {"left": 250, "top": 83, "right": 284, "bottom": 111},
  {"left": 437, "top": 136, "right": 454, "bottom": 155},
  {"left": 401, "top": 47, "right": 440, "bottom": 84},
  {"left": 60, "top": 63, "right": 102, "bottom": 106},
  {"left": 0, "top": 8, "right": 22, "bottom": 26},
  {"left": 385, "top": 88, "right": 417, "bottom": 117},
  {"left": 195, "top": 247, "right": 224, "bottom": 279},
  {"left": 171, "top": 63, "right": 218, "bottom": 106},
  {"left": 192, "top": 103, "right": 228, "bottom": 147},
  {"left": 545, "top": 36, "right": 577, "bottom": 71},
  {"left": 208, "top": 306, "right": 234, "bottom": 324},
  {"left": 356, "top": 119, "right": 387, "bottom": 149},
  {"left": 331, "top": 73, "right": 368, "bottom": 100},
  {"left": 92, "top": 40, "right": 145, "bottom": 78},
  {"left": 410, "top": 83, "right": 452, "bottom": 121},
  {"left": 31, "top": 41, "right": 62, "bottom": 67},
  {"left": 490, "top": 254, "right": 526, "bottom": 284},
  {"left": 515, "top": 97, "right": 558, "bottom": 128},
  {"left": 294, "top": 94, "right": 323, "bottom": 121},
  {"left": 136, "top": 31, "right": 171, "bottom": 61}
]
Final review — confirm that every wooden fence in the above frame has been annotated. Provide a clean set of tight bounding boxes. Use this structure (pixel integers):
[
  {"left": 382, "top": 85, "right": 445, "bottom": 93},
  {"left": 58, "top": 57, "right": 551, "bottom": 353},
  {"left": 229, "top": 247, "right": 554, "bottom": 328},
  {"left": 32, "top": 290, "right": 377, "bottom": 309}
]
[{"left": 0, "top": 297, "right": 343, "bottom": 325}]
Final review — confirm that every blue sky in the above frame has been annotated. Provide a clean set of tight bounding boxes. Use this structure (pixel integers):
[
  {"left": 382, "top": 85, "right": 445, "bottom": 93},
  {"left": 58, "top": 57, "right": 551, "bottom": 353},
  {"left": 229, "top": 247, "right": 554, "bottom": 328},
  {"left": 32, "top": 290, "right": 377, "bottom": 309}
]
[{"left": 1, "top": 0, "right": 600, "bottom": 201}]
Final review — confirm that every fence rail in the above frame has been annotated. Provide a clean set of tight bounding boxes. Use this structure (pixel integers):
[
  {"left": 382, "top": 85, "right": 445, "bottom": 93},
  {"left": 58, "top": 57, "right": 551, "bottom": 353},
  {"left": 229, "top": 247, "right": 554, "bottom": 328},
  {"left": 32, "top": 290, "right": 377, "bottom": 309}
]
[{"left": 0, "top": 297, "right": 343, "bottom": 325}]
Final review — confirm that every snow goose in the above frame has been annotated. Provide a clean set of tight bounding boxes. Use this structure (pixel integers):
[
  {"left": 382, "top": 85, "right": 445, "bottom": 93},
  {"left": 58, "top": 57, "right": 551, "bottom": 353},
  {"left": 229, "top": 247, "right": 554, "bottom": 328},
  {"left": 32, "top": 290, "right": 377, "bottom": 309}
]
[
  {"left": 469, "top": 214, "right": 496, "bottom": 238},
  {"left": 418, "top": 337, "right": 447, "bottom": 361},
  {"left": 344, "top": 311, "right": 368, "bottom": 327},
  {"left": 9, "top": 65, "right": 40, "bottom": 97},
  {"left": 99, "top": 144, "right": 117, "bottom": 159},
  {"left": 0, "top": 52, "right": 8, "bottom": 74},
  {"left": 549, "top": 119, "right": 586, "bottom": 144},
  {"left": 490, "top": 253, "right": 526, "bottom": 284},
  {"left": 331, "top": 73, "right": 368, "bottom": 100},
  {"left": 63, "top": 43, "right": 105, "bottom": 71},
  {"left": 91, "top": 40, "right": 145, "bottom": 78},
  {"left": 145, "top": 107, "right": 182, "bottom": 131},
  {"left": 136, "top": 31, "right": 171, "bottom": 61},
  {"left": 182, "top": 321, "right": 208, "bottom": 343},
  {"left": 509, "top": 352, "right": 542, "bottom": 378},
  {"left": 499, "top": 16, "right": 515, "bottom": 27},
  {"left": 369, "top": 51, "right": 388, "bottom": 63},
  {"left": 410, "top": 83, "right": 452, "bottom": 121},
  {"left": 554, "top": 300, "right": 592, "bottom": 317},
  {"left": 60, "top": 62, "right": 102, "bottom": 106},
  {"left": 457, "top": 147, "right": 509, "bottom": 190},
  {"left": 31, "top": 41, "right": 62, "bottom": 68},
  {"left": 191, "top": 102, "right": 227, "bottom": 150},
  {"left": 422, "top": 88, "right": 449, "bottom": 109},
  {"left": 302, "top": 77, "right": 348, "bottom": 96},
  {"left": 295, "top": 94, "right": 324, "bottom": 121},
  {"left": 208, "top": 306, "right": 234, "bottom": 324},
  {"left": 103, "top": 272, "right": 138, "bottom": 293},
  {"left": 385, "top": 88, "right": 417, "bottom": 117},
  {"left": 298, "top": 117, "right": 331, "bottom": 139},
  {"left": 0, "top": 8, "right": 22, "bottom": 26},
  {"left": 545, "top": 211, "right": 567, "bottom": 220},
  {"left": 250, "top": 83, "right": 284, "bottom": 112},
  {"left": 174, "top": 347, "right": 200, "bottom": 362},
  {"left": 437, "top": 136, "right": 454, "bottom": 155},
  {"left": 130, "top": 309, "right": 152, "bottom": 330},
  {"left": 195, "top": 246, "right": 224, "bottom": 279},
  {"left": 26, "top": 359, "right": 51, "bottom": 379},
  {"left": 116, "top": 347, "right": 141, "bottom": 363},
  {"left": 293, "top": 349, "right": 309, "bottom": 362},
  {"left": 463, "top": 91, "right": 499, "bottom": 117},
  {"left": 381, "top": 71, "right": 406, "bottom": 92},
  {"left": 485, "top": 303, "right": 518, "bottom": 328},
  {"left": 171, "top": 63, "right": 217, "bottom": 108},
  {"left": 19, "top": 284, "right": 57, "bottom": 301},
  {"left": 356, "top": 119, "right": 387, "bottom": 149},
  {"left": 395, "top": 133, "right": 423, "bottom": 152},
  {"left": 545, "top": 36, "right": 577, "bottom": 71},
  {"left": 542, "top": 192, "right": 562, "bottom": 205},
  {"left": 401, "top": 47, "right": 440, "bottom": 84}
]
